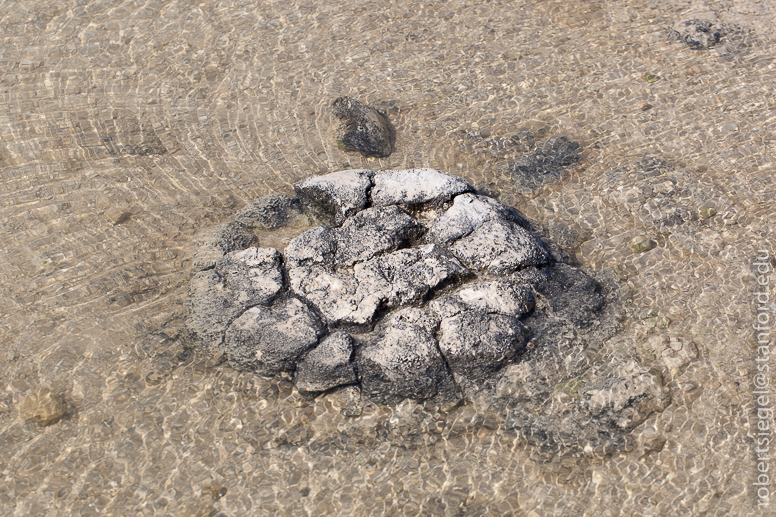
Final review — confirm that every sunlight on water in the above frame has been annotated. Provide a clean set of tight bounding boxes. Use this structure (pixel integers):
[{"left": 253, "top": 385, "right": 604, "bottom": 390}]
[{"left": 1, "top": 0, "right": 775, "bottom": 515}]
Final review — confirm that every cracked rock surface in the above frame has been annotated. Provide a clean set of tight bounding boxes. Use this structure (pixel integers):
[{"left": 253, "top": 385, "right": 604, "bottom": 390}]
[{"left": 187, "top": 168, "right": 673, "bottom": 453}]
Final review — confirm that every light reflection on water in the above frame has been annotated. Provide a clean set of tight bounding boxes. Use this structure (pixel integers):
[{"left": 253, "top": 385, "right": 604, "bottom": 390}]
[{"left": 1, "top": 0, "right": 774, "bottom": 515}]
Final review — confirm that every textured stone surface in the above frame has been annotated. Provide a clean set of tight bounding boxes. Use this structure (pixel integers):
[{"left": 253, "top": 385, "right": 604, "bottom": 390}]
[
  {"left": 295, "top": 331, "right": 357, "bottom": 392},
  {"left": 507, "top": 136, "right": 582, "bottom": 191},
  {"left": 184, "top": 167, "right": 666, "bottom": 456},
  {"left": 430, "top": 194, "right": 549, "bottom": 274},
  {"left": 187, "top": 269, "right": 246, "bottom": 351},
  {"left": 289, "top": 244, "right": 468, "bottom": 326},
  {"left": 216, "top": 247, "right": 284, "bottom": 306},
  {"left": 294, "top": 169, "right": 373, "bottom": 226},
  {"left": 438, "top": 310, "right": 528, "bottom": 381},
  {"left": 357, "top": 308, "right": 457, "bottom": 404},
  {"left": 371, "top": 168, "right": 473, "bottom": 208},
  {"left": 234, "top": 193, "right": 305, "bottom": 229},
  {"left": 430, "top": 280, "right": 534, "bottom": 319},
  {"left": 334, "top": 205, "right": 426, "bottom": 266},
  {"left": 192, "top": 222, "right": 257, "bottom": 271},
  {"left": 188, "top": 248, "right": 284, "bottom": 350},
  {"left": 283, "top": 226, "right": 338, "bottom": 268},
  {"left": 223, "top": 298, "right": 325, "bottom": 374},
  {"left": 288, "top": 265, "right": 379, "bottom": 326},
  {"left": 332, "top": 97, "right": 393, "bottom": 157}
]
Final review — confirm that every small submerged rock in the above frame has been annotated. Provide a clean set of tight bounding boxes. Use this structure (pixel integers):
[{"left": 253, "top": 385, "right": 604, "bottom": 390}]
[
  {"left": 507, "top": 135, "right": 582, "bottom": 192},
  {"left": 332, "top": 97, "right": 394, "bottom": 158},
  {"left": 669, "top": 19, "right": 727, "bottom": 50},
  {"left": 17, "top": 387, "right": 67, "bottom": 426},
  {"left": 234, "top": 193, "right": 305, "bottom": 229}
]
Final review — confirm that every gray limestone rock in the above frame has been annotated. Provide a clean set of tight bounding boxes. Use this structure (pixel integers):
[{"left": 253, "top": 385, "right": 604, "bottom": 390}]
[
  {"left": 288, "top": 265, "right": 379, "bottom": 326},
  {"left": 371, "top": 168, "right": 473, "bottom": 208},
  {"left": 438, "top": 310, "right": 528, "bottom": 382},
  {"left": 354, "top": 244, "right": 469, "bottom": 308},
  {"left": 430, "top": 194, "right": 548, "bottom": 274},
  {"left": 284, "top": 226, "right": 338, "bottom": 268},
  {"left": 234, "top": 193, "right": 305, "bottom": 229},
  {"left": 216, "top": 247, "right": 284, "bottom": 306},
  {"left": 223, "top": 297, "right": 325, "bottom": 374},
  {"left": 430, "top": 280, "right": 534, "bottom": 319},
  {"left": 332, "top": 97, "right": 393, "bottom": 158},
  {"left": 184, "top": 167, "right": 666, "bottom": 454},
  {"left": 334, "top": 205, "right": 426, "bottom": 267},
  {"left": 357, "top": 308, "right": 457, "bottom": 404},
  {"left": 289, "top": 244, "right": 468, "bottom": 326},
  {"left": 295, "top": 331, "right": 357, "bottom": 392},
  {"left": 192, "top": 222, "right": 257, "bottom": 271},
  {"left": 187, "top": 248, "right": 284, "bottom": 351},
  {"left": 294, "top": 169, "right": 373, "bottom": 227},
  {"left": 187, "top": 269, "right": 245, "bottom": 351}
]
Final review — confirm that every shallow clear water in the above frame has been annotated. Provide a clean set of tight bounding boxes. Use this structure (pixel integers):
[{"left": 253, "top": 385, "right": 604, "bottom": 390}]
[{"left": 1, "top": 0, "right": 775, "bottom": 515}]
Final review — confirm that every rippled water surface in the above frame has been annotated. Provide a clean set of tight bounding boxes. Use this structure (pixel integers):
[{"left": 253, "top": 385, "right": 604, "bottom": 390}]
[{"left": 2, "top": 0, "right": 776, "bottom": 515}]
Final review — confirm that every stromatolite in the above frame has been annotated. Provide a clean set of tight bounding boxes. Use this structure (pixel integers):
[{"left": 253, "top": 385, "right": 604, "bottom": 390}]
[{"left": 186, "top": 167, "right": 671, "bottom": 453}]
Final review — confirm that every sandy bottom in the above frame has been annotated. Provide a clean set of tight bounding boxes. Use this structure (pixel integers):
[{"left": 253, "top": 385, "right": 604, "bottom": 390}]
[{"left": 1, "top": 0, "right": 775, "bottom": 515}]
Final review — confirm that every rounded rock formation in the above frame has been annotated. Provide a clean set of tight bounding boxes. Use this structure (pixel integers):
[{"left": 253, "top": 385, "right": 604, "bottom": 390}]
[{"left": 187, "top": 167, "right": 671, "bottom": 452}]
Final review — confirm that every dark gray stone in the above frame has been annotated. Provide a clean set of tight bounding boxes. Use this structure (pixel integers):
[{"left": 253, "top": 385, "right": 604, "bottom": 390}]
[
  {"left": 533, "top": 264, "right": 605, "bottom": 328},
  {"left": 187, "top": 247, "right": 284, "bottom": 351},
  {"left": 234, "top": 193, "right": 305, "bottom": 229},
  {"left": 294, "top": 169, "right": 373, "bottom": 227},
  {"left": 295, "top": 331, "right": 357, "bottom": 392},
  {"left": 438, "top": 310, "right": 528, "bottom": 382},
  {"left": 430, "top": 194, "right": 548, "bottom": 274},
  {"left": 192, "top": 222, "right": 257, "bottom": 271},
  {"left": 223, "top": 297, "right": 325, "bottom": 374},
  {"left": 357, "top": 308, "right": 458, "bottom": 404},
  {"left": 335, "top": 205, "right": 426, "bottom": 267},
  {"left": 669, "top": 19, "right": 727, "bottom": 49},
  {"left": 332, "top": 97, "right": 393, "bottom": 158},
  {"left": 508, "top": 136, "right": 581, "bottom": 191},
  {"left": 371, "top": 168, "right": 473, "bottom": 208}
]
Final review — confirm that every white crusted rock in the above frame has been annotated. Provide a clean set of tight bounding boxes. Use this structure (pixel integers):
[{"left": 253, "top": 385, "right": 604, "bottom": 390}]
[
  {"left": 357, "top": 308, "right": 457, "bottom": 404},
  {"left": 438, "top": 310, "right": 528, "bottom": 383},
  {"left": 192, "top": 222, "right": 257, "bottom": 271},
  {"left": 283, "top": 226, "right": 338, "bottom": 268},
  {"left": 223, "top": 298, "right": 325, "bottom": 374},
  {"left": 289, "top": 244, "right": 468, "bottom": 326},
  {"left": 216, "top": 247, "right": 284, "bottom": 306},
  {"left": 430, "top": 280, "right": 534, "bottom": 319},
  {"left": 430, "top": 194, "right": 548, "bottom": 274},
  {"left": 295, "top": 331, "right": 357, "bottom": 392},
  {"left": 371, "top": 168, "right": 473, "bottom": 208},
  {"left": 288, "top": 265, "right": 382, "bottom": 326},
  {"left": 188, "top": 249, "right": 284, "bottom": 352},
  {"left": 294, "top": 169, "right": 373, "bottom": 226}
]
